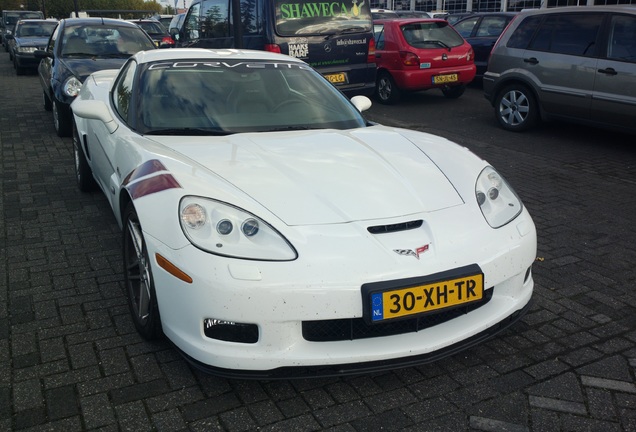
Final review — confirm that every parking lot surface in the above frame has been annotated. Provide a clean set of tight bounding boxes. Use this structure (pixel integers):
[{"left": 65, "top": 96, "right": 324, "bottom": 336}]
[{"left": 1, "top": 54, "right": 635, "bottom": 431}]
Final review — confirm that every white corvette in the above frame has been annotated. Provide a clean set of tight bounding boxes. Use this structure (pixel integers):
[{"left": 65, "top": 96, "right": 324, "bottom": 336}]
[{"left": 71, "top": 48, "right": 536, "bottom": 378}]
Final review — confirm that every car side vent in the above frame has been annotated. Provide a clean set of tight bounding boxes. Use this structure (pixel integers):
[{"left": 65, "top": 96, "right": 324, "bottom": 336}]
[{"left": 367, "top": 219, "right": 423, "bottom": 234}]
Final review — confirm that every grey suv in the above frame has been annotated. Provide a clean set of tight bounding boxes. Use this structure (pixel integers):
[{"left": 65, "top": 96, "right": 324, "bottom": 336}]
[{"left": 483, "top": 6, "right": 636, "bottom": 133}]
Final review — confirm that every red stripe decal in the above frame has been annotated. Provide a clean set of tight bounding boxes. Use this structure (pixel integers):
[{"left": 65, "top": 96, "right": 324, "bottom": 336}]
[
  {"left": 123, "top": 159, "right": 168, "bottom": 186},
  {"left": 128, "top": 174, "right": 182, "bottom": 200}
]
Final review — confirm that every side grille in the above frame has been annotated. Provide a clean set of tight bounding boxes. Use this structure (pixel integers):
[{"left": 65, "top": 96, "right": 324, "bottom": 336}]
[
  {"left": 367, "top": 219, "right": 423, "bottom": 234},
  {"left": 302, "top": 288, "right": 493, "bottom": 342}
]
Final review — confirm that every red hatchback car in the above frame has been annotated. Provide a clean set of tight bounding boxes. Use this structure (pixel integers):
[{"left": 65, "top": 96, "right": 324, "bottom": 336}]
[{"left": 373, "top": 19, "right": 476, "bottom": 104}]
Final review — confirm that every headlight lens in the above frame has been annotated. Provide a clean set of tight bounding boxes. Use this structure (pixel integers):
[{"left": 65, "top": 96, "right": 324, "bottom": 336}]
[
  {"left": 179, "top": 196, "right": 297, "bottom": 261},
  {"left": 17, "top": 46, "right": 37, "bottom": 53},
  {"left": 475, "top": 167, "right": 522, "bottom": 228},
  {"left": 63, "top": 76, "right": 82, "bottom": 97}
]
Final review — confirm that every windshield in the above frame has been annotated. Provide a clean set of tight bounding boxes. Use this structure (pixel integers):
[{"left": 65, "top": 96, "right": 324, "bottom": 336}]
[
  {"left": 135, "top": 21, "right": 166, "bottom": 36},
  {"left": 275, "top": 0, "right": 372, "bottom": 36},
  {"left": 137, "top": 59, "right": 367, "bottom": 135},
  {"left": 6, "top": 12, "right": 43, "bottom": 25},
  {"left": 16, "top": 21, "right": 57, "bottom": 37},
  {"left": 61, "top": 23, "right": 156, "bottom": 57},
  {"left": 401, "top": 21, "right": 465, "bottom": 49}
]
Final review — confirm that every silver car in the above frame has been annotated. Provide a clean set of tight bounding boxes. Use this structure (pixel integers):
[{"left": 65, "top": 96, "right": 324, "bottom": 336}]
[{"left": 483, "top": 6, "right": 636, "bottom": 133}]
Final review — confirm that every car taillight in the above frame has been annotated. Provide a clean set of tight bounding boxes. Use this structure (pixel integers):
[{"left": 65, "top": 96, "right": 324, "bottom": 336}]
[
  {"left": 367, "top": 37, "right": 376, "bottom": 63},
  {"left": 399, "top": 51, "right": 419, "bottom": 67},
  {"left": 264, "top": 44, "right": 281, "bottom": 54},
  {"left": 161, "top": 36, "right": 174, "bottom": 46}
]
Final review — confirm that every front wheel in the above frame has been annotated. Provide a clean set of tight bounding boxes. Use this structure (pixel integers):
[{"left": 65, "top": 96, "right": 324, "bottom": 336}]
[
  {"left": 375, "top": 71, "right": 401, "bottom": 105},
  {"left": 53, "top": 99, "right": 72, "bottom": 137},
  {"left": 494, "top": 84, "right": 538, "bottom": 132},
  {"left": 123, "top": 203, "right": 163, "bottom": 340},
  {"left": 441, "top": 84, "right": 466, "bottom": 99}
]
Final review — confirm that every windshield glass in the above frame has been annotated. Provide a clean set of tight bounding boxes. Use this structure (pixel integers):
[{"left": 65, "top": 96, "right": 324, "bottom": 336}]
[
  {"left": 6, "top": 12, "right": 43, "bottom": 25},
  {"left": 275, "top": 0, "right": 372, "bottom": 36},
  {"left": 401, "top": 21, "right": 465, "bottom": 49},
  {"left": 137, "top": 59, "right": 367, "bottom": 135},
  {"left": 135, "top": 21, "right": 166, "bottom": 36},
  {"left": 61, "top": 23, "right": 156, "bottom": 57},
  {"left": 16, "top": 21, "right": 57, "bottom": 37}
]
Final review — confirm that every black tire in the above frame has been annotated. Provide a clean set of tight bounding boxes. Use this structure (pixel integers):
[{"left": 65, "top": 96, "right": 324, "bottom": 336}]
[
  {"left": 43, "top": 91, "right": 52, "bottom": 111},
  {"left": 72, "top": 121, "right": 96, "bottom": 192},
  {"left": 375, "top": 71, "right": 401, "bottom": 105},
  {"left": 494, "top": 84, "right": 538, "bottom": 132},
  {"left": 441, "top": 84, "right": 466, "bottom": 99},
  {"left": 123, "top": 203, "right": 163, "bottom": 340},
  {"left": 53, "top": 99, "right": 72, "bottom": 137}
]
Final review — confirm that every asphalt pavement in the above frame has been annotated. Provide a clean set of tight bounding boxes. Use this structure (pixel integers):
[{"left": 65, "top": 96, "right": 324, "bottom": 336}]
[{"left": 1, "top": 52, "right": 635, "bottom": 432}]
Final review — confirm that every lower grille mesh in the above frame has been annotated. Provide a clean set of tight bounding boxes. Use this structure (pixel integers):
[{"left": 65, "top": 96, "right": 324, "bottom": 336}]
[{"left": 302, "top": 288, "right": 493, "bottom": 342}]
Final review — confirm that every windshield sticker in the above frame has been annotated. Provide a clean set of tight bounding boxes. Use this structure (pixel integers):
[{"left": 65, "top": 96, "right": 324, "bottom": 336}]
[{"left": 280, "top": 0, "right": 366, "bottom": 19}]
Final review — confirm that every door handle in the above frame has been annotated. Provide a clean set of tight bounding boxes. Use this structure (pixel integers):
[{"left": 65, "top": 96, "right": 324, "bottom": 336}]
[
  {"left": 523, "top": 57, "right": 538, "bottom": 65},
  {"left": 598, "top": 68, "right": 618, "bottom": 76}
]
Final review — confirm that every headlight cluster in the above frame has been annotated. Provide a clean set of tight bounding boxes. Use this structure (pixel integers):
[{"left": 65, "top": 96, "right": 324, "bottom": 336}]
[
  {"left": 179, "top": 196, "right": 297, "bottom": 261},
  {"left": 475, "top": 166, "right": 522, "bottom": 228},
  {"left": 17, "top": 46, "right": 37, "bottom": 53},
  {"left": 63, "top": 76, "right": 82, "bottom": 97}
]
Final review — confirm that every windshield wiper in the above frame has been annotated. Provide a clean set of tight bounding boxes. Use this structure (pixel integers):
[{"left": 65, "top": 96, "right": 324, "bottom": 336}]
[
  {"left": 263, "top": 126, "right": 318, "bottom": 132},
  {"left": 324, "top": 26, "right": 366, "bottom": 39},
  {"left": 430, "top": 40, "right": 451, "bottom": 51},
  {"left": 144, "top": 127, "right": 233, "bottom": 136}
]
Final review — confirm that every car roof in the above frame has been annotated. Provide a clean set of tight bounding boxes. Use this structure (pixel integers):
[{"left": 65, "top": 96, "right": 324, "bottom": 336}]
[
  {"left": 517, "top": 4, "right": 636, "bottom": 16},
  {"left": 133, "top": 48, "right": 309, "bottom": 65},
  {"left": 60, "top": 17, "right": 142, "bottom": 27},
  {"left": 374, "top": 18, "right": 444, "bottom": 25}
]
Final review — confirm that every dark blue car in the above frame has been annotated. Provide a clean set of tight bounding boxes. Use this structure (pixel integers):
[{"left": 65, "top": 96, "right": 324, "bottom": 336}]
[
  {"left": 6, "top": 19, "right": 57, "bottom": 74},
  {"left": 35, "top": 17, "right": 156, "bottom": 137},
  {"left": 452, "top": 12, "right": 517, "bottom": 78}
]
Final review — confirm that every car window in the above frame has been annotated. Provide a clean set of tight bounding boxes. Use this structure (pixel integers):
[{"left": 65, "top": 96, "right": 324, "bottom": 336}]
[
  {"left": 374, "top": 24, "right": 385, "bottom": 48},
  {"left": 61, "top": 24, "right": 155, "bottom": 57},
  {"left": 184, "top": 2, "right": 201, "bottom": 40},
  {"left": 607, "top": 13, "right": 636, "bottom": 62},
  {"left": 201, "top": 0, "right": 230, "bottom": 38},
  {"left": 47, "top": 23, "right": 60, "bottom": 53},
  {"left": 401, "top": 21, "right": 465, "bottom": 49},
  {"left": 138, "top": 60, "right": 367, "bottom": 134},
  {"left": 16, "top": 21, "right": 56, "bottom": 37},
  {"left": 475, "top": 16, "right": 508, "bottom": 37},
  {"left": 453, "top": 17, "right": 478, "bottom": 37},
  {"left": 113, "top": 60, "right": 137, "bottom": 124},
  {"left": 136, "top": 21, "right": 165, "bottom": 35},
  {"left": 276, "top": 0, "right": 372, "bottom": 36},
  {"left": 506, "top": 14, "right": 540, "bottom": 49},
  {"left": 529, "top": 13, "right": 602, "bottom": 57}
]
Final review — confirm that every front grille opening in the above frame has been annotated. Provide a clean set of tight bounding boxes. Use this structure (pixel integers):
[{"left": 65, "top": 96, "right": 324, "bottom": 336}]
[
  {"left": 302, "top": 288, "right": 493, "bottom": 342},
  {"left": 204, "top": 319, "right": 259, "bottom": 344},
  {"left": 367, "top": 219, "right": 423, "bottom": 234}
]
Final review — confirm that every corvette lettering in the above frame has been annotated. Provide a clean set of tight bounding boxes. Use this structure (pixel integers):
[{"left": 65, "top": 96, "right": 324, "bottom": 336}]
[
  {"left": 148, "top": 62, "right": 312, "bottom": 70},
  {"left": 393, "top": 244, "right": 429, "bottom": 259}
]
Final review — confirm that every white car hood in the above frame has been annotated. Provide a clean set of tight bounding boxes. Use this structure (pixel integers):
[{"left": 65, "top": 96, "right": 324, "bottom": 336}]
[{"left": 149, "top": 128, "right": 463, "bottom": 226}]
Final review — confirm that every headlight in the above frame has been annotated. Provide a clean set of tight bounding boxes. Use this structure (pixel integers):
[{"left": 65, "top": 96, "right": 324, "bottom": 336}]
[
  {"left": 179, "top": 196, "right": 297, "bottom": 261},
  {"left": 17, "top": 46, "right": 37, "bottom": 53},
  {"left": 63, "top": 76, "right": 82, "bottom": 98},
  {"left": 475, "top": 167, "right": 522, "bottom": 228}
]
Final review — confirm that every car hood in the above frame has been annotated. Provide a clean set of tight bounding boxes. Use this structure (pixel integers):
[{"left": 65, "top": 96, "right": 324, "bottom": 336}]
[
  {"left": 15, "top": 36, "right": 49, "bottom": 47},
  {"left": 148, "top": 128, "right": 464, "bottom": 226},
  {"left": 61, "top": 57, "right": 128, "bottom": 82}
]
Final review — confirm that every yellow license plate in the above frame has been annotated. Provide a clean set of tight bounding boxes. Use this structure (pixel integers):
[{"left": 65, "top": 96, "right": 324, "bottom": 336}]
[
  {"left": 368, "top": 273, "right": 483, "bottom": 322},
  {"left": 433, "top": 73, "right": 458, "bottom": 84},
  {"left": 324, "top": 73, "right": 347, "bottom": 84}
]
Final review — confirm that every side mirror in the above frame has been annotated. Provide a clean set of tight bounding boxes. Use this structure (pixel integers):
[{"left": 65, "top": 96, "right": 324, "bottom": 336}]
[
  {"left": 350, "top": 95, "right": 372, "bottom": 112},
  {"left": 71, "top": 99, "right": 118, "bottom": 134}
]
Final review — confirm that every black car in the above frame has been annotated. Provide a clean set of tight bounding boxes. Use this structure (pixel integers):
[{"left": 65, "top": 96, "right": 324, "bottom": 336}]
[
  {"left": 6, "top": 19, "right": 57, "bottom": 75},
  {"left": 127, "top": 19, "right": 175, "bottom": 48},
  {"left": 35, "top": 18, "right": 156, "bottom": 137},
  {"left": 452, "top": 12, "right": 516, "bottom": 77}
]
